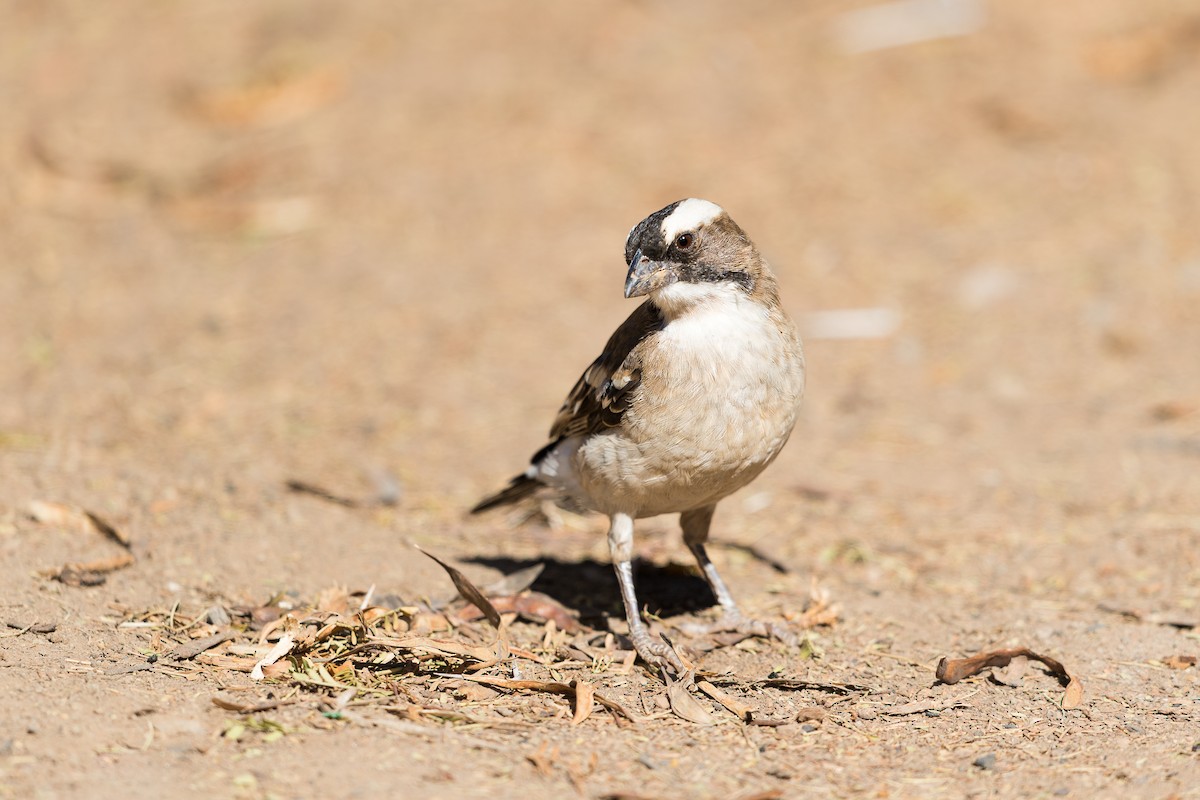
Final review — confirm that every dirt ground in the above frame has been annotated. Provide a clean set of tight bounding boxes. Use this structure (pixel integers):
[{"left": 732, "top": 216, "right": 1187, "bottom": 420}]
[{"left": 3, "top": 1, "right": 1200, "bottom": 798}]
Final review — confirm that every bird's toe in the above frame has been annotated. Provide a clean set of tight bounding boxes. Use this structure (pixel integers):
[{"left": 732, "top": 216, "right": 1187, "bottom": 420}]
[{"left": 679, "top": 610, "right": 799, "bottom": 647}]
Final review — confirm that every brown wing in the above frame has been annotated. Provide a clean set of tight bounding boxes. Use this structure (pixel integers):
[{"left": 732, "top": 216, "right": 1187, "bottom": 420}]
[{"left": 547, "top": 301, "right": 664, "bottom": 442}]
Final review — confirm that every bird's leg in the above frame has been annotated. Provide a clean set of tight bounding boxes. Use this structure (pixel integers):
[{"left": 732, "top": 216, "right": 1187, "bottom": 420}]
[
  {"left": 608, "top": 512, "right": 684, "bottom": 676},
  {"left": 679, "top": 505, "right": 797, "bottom": 645}
]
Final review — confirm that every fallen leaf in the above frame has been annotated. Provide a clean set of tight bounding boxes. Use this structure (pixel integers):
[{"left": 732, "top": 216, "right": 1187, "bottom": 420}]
[
  {"left": 1161, "top": 655, "right": 1197, "bottom": 670},
  {"left": 417, "top": 548, "right": 502, "bottom": 628},
  {"left": 448, "top": 674, "right": 638, "bottom": 725},
  {"left": 211, "top": 693, "right": 296, "bottom": 713},
  {"left": 571, "top": 679, "right": 596, "bottom": 725},
  {"left": 796, "top": 707, "right": 826, "bottom": 723},
  {"left": 82, "top": 510, "right": 131, "bottom": 549},
  {"left": 936, "top": 647, "right": 1083, "bottom": 710},
  {"left": 251, "top": 633, "right": 295, "bottom": 681},
  {"left": 696, "top": 679, "right": 754, "bottom": 723},
  {"left": 991, "top": 656, "right": 1029, "bottom": 687},
  {"left": 28, "top": 501, "right": 131, "bottom": 548},
  {"left": 167, "top": 631, "right": 234, "bottom": 661},
  {"left": 2, "top": 620, "right": 57, "bottom": 636},
  {"left": 666, "top": 674, "right": 720, "bottom": 726},
  {"left": 43, "top": 553, "right": 135, "bottom": 586}
]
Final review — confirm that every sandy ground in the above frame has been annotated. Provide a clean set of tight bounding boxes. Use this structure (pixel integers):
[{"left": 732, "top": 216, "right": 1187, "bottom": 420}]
[{"left": 3, "top": 1, "right": 1200, "bottom": 798}]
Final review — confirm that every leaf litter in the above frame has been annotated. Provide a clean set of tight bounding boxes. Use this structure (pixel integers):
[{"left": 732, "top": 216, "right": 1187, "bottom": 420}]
[
  {"left": 28, "top": 500, "right": 135, "bottom": 586},
  {"left": 936, "top": 647, "right": 1084, "bottom": 709},
  {"left": 110, "top": 548, "right": 856, "bottom": 738}
]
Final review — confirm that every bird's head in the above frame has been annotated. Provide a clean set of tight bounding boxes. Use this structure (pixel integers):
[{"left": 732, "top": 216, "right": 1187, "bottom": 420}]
[{"left": 623, "top": 199, "right": 761, "bottom": 307}]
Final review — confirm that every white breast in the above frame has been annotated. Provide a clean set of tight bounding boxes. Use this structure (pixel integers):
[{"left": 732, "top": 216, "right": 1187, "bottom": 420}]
[{"left": 570, "top": 284, "right": 806, "bottom": 517}]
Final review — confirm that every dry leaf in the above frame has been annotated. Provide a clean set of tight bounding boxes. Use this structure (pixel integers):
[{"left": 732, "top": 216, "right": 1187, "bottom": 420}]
[
  {"left": 43, "top": 552, "right": 136, "bottom": 586},
  {"left": 417, "top": 548, "right": 502, "bottom": 628},
  {"left": 936, "top": 647, "right": 1083, "bottom": 709},
  {"left": 696, "top": 679, "right": 754, "bottom": 723},
  {"left": 196, "top": 653, "right": 260, "bottom": 672},
  {"left": 1161, "top": 654, "right": 1197, "bottom": 670},
  {"left": 28, "top": 501, "right": 131, "bottom": 548},
  {"left": 449, "top": 674, "right": 638, "bottom": 725},
  {"left": 991, "top": 656, "right": 1029, "bottom": 687},
  {"left": 3, "top": 620, "right": 57, "bottom": 635},
  {"left": 789, "top": 578, "right": 839, "bottom": 628},
  {"left": 571, "top": 679, "right": 596, "bottom": 725},
  {"left": 211, "top": 693, "right": 293, "bottom": 713},
  {"left": 167, "top": 631, "right": 234, "bottom": 661},
  {"left": 251, "top": 633, "right": 295, "bottom": 680},
  {"left": 666, "top": 674, "right": 720, "bottom": 726},
  {"left": 82, "top": 510, "right": 131, "bottom": 548},
  {"left": 795, "top": 707, "right": 826, "bottom": 723}
]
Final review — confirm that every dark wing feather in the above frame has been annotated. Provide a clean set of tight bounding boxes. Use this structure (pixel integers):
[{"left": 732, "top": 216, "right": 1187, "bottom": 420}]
[
  {"left": 472, "top": 301, "right": 664, "bottom": 514},
  {"left": 548, "top": 301, "right": 664, "bottom": 442}
]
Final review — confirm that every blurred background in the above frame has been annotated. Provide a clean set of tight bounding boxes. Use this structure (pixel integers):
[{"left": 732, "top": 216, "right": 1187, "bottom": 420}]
[
  {"left": 2, "top": 0, "right": 1198, "bottom": 598},
  {"left": 3, "top": 3, "right": 1200, "bottom": 795}
]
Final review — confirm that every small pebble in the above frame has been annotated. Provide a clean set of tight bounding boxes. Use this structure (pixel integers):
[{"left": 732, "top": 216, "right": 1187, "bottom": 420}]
[
  {"left": 973, "top": 753, "right": 997, "bottom": 770},
  {"left": 1052, "top": 789, "right": 1069, "bottom": 797},
  {"left": 855, "top": 708, "right": 878, "bottom": 720},
  {"left": 801, "top": 724, "right": 818, "bottom": 733},
  {"left": 637, "top": 754, "right": 663, "bottom": 771}
]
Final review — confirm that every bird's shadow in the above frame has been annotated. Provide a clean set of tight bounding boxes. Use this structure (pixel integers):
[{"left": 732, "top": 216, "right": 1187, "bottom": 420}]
[{"left": 463, "top": 555, "right": 714, "bottom": 628}]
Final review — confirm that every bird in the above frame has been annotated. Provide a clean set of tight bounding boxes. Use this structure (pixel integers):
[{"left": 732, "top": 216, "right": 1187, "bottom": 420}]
[{"left": 472, "top": 199, "right": 806, "bottom": 674}]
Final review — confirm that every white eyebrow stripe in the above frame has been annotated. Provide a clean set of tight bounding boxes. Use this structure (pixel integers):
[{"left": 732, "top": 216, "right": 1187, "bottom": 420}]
[{"left": 660, "top": 198, "right": 724, "bottom": 243}]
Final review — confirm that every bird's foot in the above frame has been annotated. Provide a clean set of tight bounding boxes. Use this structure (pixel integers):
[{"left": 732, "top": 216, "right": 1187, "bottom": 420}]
[
  {"left": 678, "top": 609, "right": 798, "bottom": 647},
  {"left": 628, "top": 628, "right": 687, "bottom": 678}
]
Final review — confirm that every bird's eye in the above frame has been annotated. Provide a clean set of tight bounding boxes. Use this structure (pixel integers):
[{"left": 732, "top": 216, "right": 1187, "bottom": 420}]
[{"left": 675, "top": 232, "right": 694, "bottom": 250}]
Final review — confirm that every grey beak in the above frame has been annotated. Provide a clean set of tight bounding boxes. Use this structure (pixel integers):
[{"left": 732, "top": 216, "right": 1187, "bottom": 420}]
[
  {"left": 624, "top": 249, "right": 677, "bottom": 299},
  {"left": 623, "top": 250, "right": 644, "bottom": 299}
]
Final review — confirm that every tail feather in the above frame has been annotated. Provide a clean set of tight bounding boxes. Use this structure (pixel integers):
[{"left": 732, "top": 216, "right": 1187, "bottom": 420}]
[{"left": 471, "top": 473, "right": 541, "bottom": 513}]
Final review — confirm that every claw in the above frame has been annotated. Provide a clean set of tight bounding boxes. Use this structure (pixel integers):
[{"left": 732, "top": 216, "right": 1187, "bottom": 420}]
[{"left": 629, "top": 629, "right": 686, "bottom": 678}]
